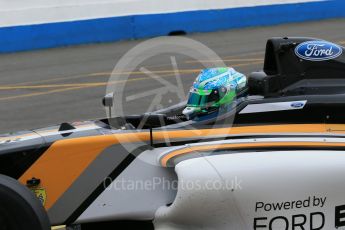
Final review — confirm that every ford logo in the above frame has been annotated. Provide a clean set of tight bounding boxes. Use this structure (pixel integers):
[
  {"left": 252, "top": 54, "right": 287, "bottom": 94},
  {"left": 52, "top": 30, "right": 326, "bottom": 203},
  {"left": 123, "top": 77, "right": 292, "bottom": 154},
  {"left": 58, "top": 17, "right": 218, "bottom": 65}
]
[
  {"left": 295, "top": 41, "right": 342, "bottom": 61},
  {"left": 291, "top": 102, "right": 305, "bottom": 108}
]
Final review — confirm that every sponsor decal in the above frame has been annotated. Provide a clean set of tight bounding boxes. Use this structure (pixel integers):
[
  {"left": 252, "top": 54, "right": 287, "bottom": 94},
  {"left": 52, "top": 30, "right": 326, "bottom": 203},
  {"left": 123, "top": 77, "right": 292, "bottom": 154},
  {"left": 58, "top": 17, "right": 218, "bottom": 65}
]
[
  {"left": 253, "top": 197, "right": 345, "bottom": 229},
  {"left": 254, "top": 196, "right": 327, "bottom": 229},
  {"left": 239, "top": 101, "right": 307, "bottom": 114},
  {"left": 26, "top": 178, "right": 47, "bottom": 206},
  {"left": 290, "top": 102, "right": 305, "bottom": 109},
  {"left": 255, "top": 196, "right": 327, "bottom": 213},
  {"left": 335, "top": 205, "right": 345, "bottom": 228},
  {"left": 295, "top": 41, "right": 343, "bottom": 61},
  {"left": 31, "top": 187, "right": 47, "bottom": 206}
]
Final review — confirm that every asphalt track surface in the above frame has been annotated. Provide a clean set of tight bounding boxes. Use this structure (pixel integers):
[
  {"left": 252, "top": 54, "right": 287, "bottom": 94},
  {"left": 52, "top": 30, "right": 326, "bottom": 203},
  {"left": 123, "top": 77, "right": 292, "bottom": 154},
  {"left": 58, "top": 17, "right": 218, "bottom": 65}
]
[{"left": 1, "top": 19, "right": 345, "bottom": 133}]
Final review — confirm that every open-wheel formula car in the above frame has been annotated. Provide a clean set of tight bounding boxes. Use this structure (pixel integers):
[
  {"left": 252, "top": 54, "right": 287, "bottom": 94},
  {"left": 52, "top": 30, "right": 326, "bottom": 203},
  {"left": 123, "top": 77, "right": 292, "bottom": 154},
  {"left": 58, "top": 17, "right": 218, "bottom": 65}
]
[{"left": 1, "top": 37, "right": 345, "bottom": 230}]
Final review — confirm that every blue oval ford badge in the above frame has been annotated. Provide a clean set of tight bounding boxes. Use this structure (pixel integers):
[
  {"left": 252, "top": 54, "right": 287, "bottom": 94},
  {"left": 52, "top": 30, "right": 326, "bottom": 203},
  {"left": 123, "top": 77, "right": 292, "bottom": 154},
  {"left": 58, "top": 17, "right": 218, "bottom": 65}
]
[
  {"left": 295, "top": 41, "right": 343, "bottom": 61},
  {"left": 291, "top": 102, "right": 305, "bottom": 108}
]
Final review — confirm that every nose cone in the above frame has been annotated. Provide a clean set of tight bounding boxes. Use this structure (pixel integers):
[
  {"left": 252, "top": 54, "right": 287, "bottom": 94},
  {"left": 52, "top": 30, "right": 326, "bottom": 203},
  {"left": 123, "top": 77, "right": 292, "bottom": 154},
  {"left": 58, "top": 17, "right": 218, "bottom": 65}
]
[{"left": 182, "top": 107, "right": 198, "bottom": 119}]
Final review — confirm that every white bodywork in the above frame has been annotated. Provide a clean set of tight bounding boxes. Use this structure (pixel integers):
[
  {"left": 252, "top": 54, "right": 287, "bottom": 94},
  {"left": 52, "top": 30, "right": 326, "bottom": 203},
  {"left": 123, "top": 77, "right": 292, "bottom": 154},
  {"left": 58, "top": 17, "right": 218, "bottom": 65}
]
[
  {"left": 77, "top": 149, "right": 177, "bottom": 223},
  {"left": 154, "top": 150, "right": 345, "bottom": 229},
  {"left": 76, "top": 135, "right": 345, "bottom": 229}
]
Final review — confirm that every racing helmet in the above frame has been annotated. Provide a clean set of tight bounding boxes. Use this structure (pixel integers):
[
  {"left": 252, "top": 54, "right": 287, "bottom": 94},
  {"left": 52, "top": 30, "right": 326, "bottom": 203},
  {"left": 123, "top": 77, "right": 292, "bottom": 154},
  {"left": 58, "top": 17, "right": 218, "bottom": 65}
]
[{"left": 183, "top": 67, "right": 247, "bottom": 118}]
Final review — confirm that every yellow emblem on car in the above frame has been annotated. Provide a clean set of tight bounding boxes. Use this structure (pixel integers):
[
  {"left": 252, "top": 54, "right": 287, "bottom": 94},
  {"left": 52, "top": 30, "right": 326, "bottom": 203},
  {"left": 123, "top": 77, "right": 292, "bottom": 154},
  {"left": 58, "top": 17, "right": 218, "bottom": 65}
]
[{"left": 32, "top": 187, "right": 47, "bottom": 206}]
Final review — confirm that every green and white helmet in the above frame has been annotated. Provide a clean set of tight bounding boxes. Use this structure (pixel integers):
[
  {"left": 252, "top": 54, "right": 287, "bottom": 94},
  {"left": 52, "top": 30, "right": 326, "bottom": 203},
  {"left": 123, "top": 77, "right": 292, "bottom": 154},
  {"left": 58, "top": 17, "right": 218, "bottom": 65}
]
[{"left": 183, "top": 67, "right": 247, "bottom": 118}]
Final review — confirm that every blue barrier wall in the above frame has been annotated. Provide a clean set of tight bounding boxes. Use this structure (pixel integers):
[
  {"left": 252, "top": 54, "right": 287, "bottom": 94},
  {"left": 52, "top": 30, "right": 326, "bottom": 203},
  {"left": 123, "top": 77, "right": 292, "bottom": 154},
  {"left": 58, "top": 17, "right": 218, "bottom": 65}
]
[{"left": 0, "top": 0, "right": 344, "bottom": 53}]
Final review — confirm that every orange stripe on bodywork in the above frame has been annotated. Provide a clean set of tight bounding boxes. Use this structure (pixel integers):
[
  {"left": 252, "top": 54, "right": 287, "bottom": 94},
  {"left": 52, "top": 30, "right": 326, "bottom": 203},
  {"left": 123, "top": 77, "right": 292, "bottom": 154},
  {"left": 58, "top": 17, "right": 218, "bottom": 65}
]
[
  {"left": 19, "top": 132, "right": 150, "bottom": 209},
  {"left": 160, "top": 141, "right": 345, "bottom": 167},
  {"left": 18, "top": 124, "right": 345, "bottom": 210}
]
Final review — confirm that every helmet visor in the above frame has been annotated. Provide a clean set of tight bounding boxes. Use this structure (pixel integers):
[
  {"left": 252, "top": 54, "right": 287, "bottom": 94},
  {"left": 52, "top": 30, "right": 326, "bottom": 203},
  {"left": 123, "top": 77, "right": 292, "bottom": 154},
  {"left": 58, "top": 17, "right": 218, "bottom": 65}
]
[{"left": 187, "top": 91, "right": 219, "bottom": 107}]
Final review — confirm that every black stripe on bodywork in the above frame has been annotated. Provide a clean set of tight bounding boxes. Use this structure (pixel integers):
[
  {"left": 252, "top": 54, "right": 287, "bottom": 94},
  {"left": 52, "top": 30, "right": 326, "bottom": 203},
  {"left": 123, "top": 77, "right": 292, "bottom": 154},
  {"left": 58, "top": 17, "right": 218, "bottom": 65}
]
[
  {"left": 47, "top": 142, "right": 152, "bottom": 225},
  {"left": 0, "top": 146, "right": 50, "bottom": 179},
  {"left": 64, "top": 146, "right": 150, "bottom": 224}
]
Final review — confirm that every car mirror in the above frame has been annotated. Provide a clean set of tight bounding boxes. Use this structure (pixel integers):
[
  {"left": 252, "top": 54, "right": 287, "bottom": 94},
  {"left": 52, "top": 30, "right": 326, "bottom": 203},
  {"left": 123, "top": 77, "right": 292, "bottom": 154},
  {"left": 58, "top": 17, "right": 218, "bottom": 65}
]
[{"left": 102, "top": 92, "right": 114, "bottom": 118}]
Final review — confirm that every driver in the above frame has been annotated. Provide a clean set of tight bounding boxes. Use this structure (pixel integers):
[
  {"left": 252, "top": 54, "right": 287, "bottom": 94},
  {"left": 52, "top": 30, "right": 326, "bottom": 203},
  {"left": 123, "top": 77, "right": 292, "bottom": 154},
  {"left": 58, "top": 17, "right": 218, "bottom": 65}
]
[{"left": 183, "top": 67, "right": 247, "bottom": 120}]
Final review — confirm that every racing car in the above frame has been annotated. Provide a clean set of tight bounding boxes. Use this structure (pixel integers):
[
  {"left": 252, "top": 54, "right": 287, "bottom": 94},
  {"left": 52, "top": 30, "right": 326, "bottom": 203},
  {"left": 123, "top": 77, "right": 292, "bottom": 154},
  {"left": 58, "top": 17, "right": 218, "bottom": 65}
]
[{"left": 1, "top": 37, "right": 345, "bottom": 230}]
